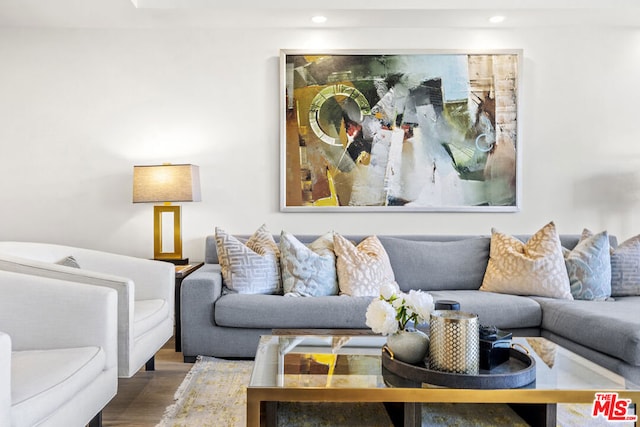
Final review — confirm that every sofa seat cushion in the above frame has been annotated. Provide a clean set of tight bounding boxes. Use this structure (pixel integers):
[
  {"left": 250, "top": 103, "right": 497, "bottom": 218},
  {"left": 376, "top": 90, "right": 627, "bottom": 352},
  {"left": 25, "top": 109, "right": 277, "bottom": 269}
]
[
  {"left": 429, "top": 290, "right": 542, "bottom": 329},
  {"left": 533, "top": 296, "right": 640, "bottom": 366},
  {"left": 134, "top": 299, "right": 169, "bottom": 338},
  {"left": 215, "top": 294, "right": 372, "bottom": 329},
  {"left": 11, "top": 346, "right": 105, "bottom": 427}
]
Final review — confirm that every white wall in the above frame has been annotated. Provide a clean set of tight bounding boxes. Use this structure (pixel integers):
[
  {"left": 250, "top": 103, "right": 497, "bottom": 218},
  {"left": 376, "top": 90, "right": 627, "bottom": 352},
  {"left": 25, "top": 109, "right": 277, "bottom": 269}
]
[{"left": 1, "top": 25, "right": 639, "bottom": 261}]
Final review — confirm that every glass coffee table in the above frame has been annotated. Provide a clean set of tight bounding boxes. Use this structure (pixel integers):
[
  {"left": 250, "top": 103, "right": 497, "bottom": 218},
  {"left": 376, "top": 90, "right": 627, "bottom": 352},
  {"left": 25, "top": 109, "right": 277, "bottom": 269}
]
[{"left": 246, "top": 332, "right": 639, "bottom": 427}]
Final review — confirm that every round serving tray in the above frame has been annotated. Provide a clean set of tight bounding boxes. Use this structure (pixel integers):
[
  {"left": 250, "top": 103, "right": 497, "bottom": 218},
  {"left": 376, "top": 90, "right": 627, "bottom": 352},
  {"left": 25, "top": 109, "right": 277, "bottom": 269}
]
[{"left": 381, "top": 347, "right": 536, "bottom": 389}]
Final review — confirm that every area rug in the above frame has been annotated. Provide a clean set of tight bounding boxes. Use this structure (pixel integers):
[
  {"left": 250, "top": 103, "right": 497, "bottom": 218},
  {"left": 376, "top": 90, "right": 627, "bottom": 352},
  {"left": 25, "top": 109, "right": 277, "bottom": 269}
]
[{"left": 156, "top": 356, "right": 634, "bottom": 427}]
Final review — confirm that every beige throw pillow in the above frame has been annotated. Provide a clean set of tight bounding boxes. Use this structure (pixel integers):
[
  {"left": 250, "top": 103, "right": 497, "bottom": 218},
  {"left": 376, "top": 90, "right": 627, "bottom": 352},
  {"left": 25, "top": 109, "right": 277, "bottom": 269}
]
[
  {"left": 480, "top": 222, "right": 573, "bottom": 299},
  {"left": 333, "top": 233, "right": 396, "bottom": 297}
]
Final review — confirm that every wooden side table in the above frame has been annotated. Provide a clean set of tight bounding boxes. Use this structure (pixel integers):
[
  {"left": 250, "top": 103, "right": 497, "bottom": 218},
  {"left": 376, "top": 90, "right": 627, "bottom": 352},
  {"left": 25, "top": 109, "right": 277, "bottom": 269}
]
[{"left": 174, "top": 262, "right": 204, "bottom": 352}]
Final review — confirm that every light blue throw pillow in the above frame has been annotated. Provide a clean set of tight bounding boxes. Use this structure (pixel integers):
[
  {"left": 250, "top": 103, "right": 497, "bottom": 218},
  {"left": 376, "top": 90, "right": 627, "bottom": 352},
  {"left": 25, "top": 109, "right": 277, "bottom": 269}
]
[
  {"left": 280, "top": 231, "right": 338, "bottom": 297},
  {"left": 564, "top": 230, "right": 611, "bottom": 301},
  {"left": 610, "top": 234, "right": 640, "bottom": 297}
]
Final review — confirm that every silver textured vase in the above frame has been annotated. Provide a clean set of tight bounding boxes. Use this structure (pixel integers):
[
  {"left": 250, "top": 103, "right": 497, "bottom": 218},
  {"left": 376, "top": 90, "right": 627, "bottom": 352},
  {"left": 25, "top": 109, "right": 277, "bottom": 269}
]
[{"left": 386, "top": 329, "right": 429, "bottom": 364}]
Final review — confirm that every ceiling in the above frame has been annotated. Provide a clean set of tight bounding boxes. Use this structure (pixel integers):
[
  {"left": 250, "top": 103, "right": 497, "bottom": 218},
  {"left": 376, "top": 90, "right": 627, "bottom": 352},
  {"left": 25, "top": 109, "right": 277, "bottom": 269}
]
[{"left": 0, "top": 0, "right": 639, "bottom": 29}]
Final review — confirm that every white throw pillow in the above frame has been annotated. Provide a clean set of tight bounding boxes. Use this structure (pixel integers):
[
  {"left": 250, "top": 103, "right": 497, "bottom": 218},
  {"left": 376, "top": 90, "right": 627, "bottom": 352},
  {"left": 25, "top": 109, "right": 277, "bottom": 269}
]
[
  {"left": 215, "top": 224, "right": 281, "bottom": 294},
  {"left": 480, "top": 222, "right": 573, "bottom": 299},
  {"left": 333, "top": 233, "right": 396, "bottom": 297}
]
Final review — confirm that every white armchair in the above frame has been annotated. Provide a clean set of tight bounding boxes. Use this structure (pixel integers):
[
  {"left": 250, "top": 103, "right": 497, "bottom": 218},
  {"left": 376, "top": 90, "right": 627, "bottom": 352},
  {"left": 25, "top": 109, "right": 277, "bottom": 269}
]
[
  {"left": 0, "top": 270, "right": 118, "bottom": 427},
  {"left": 0, "top": 242, "right": 175, "bottom": 378}
]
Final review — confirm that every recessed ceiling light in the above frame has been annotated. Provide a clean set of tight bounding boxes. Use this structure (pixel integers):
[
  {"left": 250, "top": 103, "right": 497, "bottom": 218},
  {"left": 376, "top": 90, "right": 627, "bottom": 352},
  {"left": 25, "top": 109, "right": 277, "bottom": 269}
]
[
  {"left": 311, "top": 15, "right": 327, "bottom": 24},
  {"left": 489, "top": 15, "right": 505, "bottom": 24}
]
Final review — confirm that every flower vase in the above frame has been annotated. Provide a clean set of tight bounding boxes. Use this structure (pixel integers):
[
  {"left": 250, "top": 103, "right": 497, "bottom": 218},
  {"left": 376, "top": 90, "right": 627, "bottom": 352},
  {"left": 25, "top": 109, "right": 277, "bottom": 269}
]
[{"left": 386, "top": 329, "right": 429, "bottom": 365}]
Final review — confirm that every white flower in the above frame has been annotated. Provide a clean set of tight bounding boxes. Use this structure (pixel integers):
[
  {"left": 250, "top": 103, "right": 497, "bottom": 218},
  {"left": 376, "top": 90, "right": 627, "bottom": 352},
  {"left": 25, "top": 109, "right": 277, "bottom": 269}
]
[
  {"left": 366, "top": 286, "right": 434, "bottom": 334},
  {"left": 365, "top": 299, "right": 399, "bottom": 336},
  {"left": 379, "top": 282, "right": 398, "bottom": 300},
  {"left": 405, "top": 290, "right": 434, "bottom": 324}
]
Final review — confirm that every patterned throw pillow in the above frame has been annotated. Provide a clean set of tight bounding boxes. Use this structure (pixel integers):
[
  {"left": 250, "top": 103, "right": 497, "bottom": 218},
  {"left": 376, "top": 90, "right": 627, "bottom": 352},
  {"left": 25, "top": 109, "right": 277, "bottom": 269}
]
[
  {"left": 563, "top": 230, "right": 611, "bottom": 300},
  {"left": 280, "top": 231, "right": 338, "bottom": 297},
  {"left": 215, "top": 224, "right": 281, "bottom": 294},
  {"left": 333, "top": 233, "right": 396, "bottom": 297},
  {"left": 610, "top": 234, "right": 640, "bottom": 297},
  {"left": 480, "top": 222, "right": 573, "bottom": 299}
]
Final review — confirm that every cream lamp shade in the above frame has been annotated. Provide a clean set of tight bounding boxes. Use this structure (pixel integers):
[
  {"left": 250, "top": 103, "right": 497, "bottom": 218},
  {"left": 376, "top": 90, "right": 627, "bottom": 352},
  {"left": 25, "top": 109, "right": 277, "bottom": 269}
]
[
  {"left": 133, "top": 164, "right": 201, "bottom": 263},
  {"left": 133, "top": 164, "right": 201, "bottom": 203}
]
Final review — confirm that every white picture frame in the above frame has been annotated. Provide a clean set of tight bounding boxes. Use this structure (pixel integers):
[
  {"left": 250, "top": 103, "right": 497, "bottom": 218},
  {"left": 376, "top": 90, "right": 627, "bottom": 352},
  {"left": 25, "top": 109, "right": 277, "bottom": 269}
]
[{"left": 280, "top": 49, "right": 522, "bottom": 212}]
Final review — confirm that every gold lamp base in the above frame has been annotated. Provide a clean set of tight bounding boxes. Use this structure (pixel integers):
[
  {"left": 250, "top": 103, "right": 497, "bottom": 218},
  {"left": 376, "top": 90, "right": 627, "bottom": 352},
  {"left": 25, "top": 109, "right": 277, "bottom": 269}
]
[{"left": 153, "top": 204, "right": 188, "bottom": 264}]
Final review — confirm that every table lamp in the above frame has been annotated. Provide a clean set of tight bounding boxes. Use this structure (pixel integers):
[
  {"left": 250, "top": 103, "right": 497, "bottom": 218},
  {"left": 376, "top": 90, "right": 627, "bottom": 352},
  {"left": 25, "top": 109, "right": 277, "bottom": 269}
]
[{"left": 132, "top": 164, "right": 201, "bottom": 264}]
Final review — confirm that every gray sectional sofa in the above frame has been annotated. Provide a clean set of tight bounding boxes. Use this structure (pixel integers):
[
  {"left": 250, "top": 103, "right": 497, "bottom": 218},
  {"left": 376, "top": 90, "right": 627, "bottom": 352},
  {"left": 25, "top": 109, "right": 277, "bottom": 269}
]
[{"left": 180, "top": 233, "right": 640, "bottom": 384}]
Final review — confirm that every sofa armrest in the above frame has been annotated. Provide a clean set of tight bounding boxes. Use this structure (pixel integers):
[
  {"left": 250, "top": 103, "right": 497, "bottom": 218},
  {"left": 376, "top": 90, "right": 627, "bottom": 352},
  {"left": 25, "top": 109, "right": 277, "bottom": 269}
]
[
  {"left": 180, "top": 264, "right": 223, "bottom": 350},
  {"left": 182, "top": 264, "right": 223, "bottom": 302},
  {"left": 0, "top": 332, "right": 10, "bottom": 427},
  {"left": 0, "top": 271, "right": 118, "bottom": 370}
]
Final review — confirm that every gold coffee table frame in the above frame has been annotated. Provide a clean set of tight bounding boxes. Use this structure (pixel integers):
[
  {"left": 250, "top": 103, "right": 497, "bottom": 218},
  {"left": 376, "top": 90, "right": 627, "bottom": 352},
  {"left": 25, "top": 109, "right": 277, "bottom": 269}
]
[{"left": 246, "top": 332, "right": 639, "bottom": 427}]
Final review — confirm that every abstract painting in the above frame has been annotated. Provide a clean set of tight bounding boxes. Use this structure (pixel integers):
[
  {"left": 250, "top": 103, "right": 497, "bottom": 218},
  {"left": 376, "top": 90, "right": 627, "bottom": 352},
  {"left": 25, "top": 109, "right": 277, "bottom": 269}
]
[{"left": 281, "top": 50, "right": 521, "bottom": 212}]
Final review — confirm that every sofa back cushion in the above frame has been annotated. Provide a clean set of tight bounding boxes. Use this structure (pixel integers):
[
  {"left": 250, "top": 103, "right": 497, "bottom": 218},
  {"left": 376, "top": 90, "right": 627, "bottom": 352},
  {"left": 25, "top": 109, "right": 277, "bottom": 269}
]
[
  {"left": 378, "top": 236, "right": 490, "bottom": 291},
  {"left": 206, "top": 234, "right": 492, "bottom": 264},
  {"left": 204, "top": 232, "right": 619, "bottom": 292}
]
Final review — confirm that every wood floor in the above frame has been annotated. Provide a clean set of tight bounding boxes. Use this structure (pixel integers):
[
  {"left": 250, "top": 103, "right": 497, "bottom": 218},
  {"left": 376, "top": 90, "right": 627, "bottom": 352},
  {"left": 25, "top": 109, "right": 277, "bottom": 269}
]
[{"left": 102, "top": 337, "right": 193, "bottom": 426}]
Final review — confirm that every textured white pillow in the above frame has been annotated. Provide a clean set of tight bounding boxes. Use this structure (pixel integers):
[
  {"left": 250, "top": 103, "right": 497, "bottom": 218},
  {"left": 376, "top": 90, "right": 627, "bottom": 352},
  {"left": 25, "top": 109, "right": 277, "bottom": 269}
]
[
  {"left": 215, "top": 224, "right": 281, "bottom": 294},
  {"left": 333, "top": 233, "right": 396, "bottom": 297},
  {"left": 280, "top": 231, "right": 338, "bottom": 297},
  {"left": 480, "top": 222, "right": 573, "bottom": 299}
]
